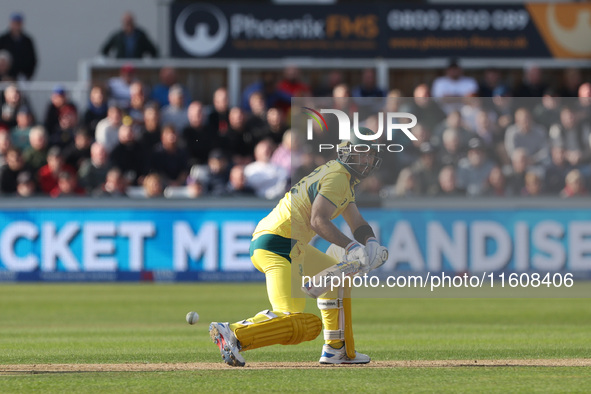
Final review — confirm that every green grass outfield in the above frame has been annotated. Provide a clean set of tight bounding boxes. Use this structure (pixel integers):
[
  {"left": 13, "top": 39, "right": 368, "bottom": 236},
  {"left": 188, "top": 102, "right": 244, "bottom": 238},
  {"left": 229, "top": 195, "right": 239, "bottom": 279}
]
[{"left": 0, "top": 283, "right": 590, "bottom": 392}]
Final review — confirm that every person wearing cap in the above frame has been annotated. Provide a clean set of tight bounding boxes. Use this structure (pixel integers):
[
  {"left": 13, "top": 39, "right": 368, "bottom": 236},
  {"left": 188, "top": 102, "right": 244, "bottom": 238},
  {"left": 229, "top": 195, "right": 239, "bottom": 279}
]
[
  {"left": 100, "top": 12, "right": 158, "bottom": 59},
  {"left": 0, "top": 12, "right": 37, "bottom": 80},
  {"left": 43, "top": 85, "right": 77, "bottom": 138},
  {"left": 456, "top": 137, "right": 495, "bottom": 197}
]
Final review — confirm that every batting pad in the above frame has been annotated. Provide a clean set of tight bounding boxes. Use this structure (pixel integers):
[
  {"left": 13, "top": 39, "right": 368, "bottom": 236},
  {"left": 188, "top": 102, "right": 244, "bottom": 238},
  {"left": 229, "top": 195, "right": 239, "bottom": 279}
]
[{"left": 234, "top": 312, "right": 322, "bottom": 351}]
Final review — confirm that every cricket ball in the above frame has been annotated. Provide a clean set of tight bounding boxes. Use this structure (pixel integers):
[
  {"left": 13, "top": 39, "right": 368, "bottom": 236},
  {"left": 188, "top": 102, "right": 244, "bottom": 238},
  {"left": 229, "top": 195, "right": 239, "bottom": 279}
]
[{"left": 186, "top": 311, "right": 199, "bottom": 325}]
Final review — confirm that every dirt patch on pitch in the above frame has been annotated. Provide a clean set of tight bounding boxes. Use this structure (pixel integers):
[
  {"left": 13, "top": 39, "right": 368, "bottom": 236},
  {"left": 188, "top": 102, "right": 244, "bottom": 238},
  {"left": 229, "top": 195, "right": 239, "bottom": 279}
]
[{"left": 1, "top": 359, "right": 590, "bottom": 374}]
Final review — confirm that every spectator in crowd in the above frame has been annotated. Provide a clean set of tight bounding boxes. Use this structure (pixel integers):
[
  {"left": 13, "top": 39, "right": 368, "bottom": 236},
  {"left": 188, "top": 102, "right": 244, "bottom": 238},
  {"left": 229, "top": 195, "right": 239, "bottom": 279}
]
[
  {"left": 150, "top": 125, "right": 189, "bottom": 186},
  {"left": 2, "top": 83, "right": 31, "bottom": 128},
  {"left": 532, "top": 88, "right": 562, "bottom": 130},
  {"left": 0, "top": 127, "right": 11, "bottom": 167},
  {"left": 0, "top": 147, "right": 27, "bottom": 194},
  {"left": 411, "top": 142, "right": 440, "bottom": 196},
  {"left": 504, "top": 108, "right": 549, "bottom": 165},
  {"left": 206, "top": 149, "right": 231, "bottom": 196},
  {"left": 208, "top": 87, "right": 230, "bottom": 135},
  {"left": 491, "top": 86, "right": 515, "bottom": 130},
  {"left": 127, "top": 81, "right": 147, "bottom": 126},
  {"left": 271, "top": 129, "right": 300, "bottom": 175},
  {"left": 37, "top": 147, "right": 75, "bottom": 195},
  {"left": 560, "top": 169, "right": 587, "bottom": 198},
  {"left": 436, "top": 165, "right": 464, "bottom": 196},
  {"left": 225, "top": 165, "right": 255, "bottom": 197},
  {"left": 314, "top": 70, "right": 344, "bottom": 97},
  {"left": 138, "top": 103, "right": 161, "bottom": 154},
  {"left": 244, "top": 139, "right": 288, "bottom": 200},
  {"left": 150, "top": 67, "right": 189, "bottom": 107},
  {"left": 83, "top": 84, "right": 108, "bottom": 137},
  {"left": 352, "top": 68, "right": 385, "bottom": 99},
  {"left": 277, "top": 65, "right": 309, "bottom": 98},
  {"left": 473, "top": 110, "right": 503, "bottom": 158},
  {"left": 559, "top": 68, "right": 583, "bottom": 98},
  {"left": 50, "top": 104, "right": 77, "bottom": 148},
  {"left": 456, "top": 138, "right": 495, "bottom": 197},
  {"left": 544, "top": 146, "right": 572, "bottom": 195},
  {"left": 431, "top": 59, "right": 478, "bottom": 114},
  {"left": 78, "top": 143, "right": 110, "bottom": 194},
  {"left": 577, "top": 82, "right": 591, "bottom": 125},
  {"left": 22, "top": 126, "right": 48, "bottom": 173},
  {"left": 95, "top": 104, "right": 123, "bottom": 153},
  {"left": 438, "top": 128, "right": 466, "bottom": 167},
  {"left": 522, "top": 171, "right": 544, "bottom": 197},
  {"left": 504, "top": 148, "right": 529, "bottom": 196},
  {"left": 143, "top": 173, "right": 163, "bottom": 198},
  {"left": 182, "top": 101, "right": 214, "bottom": 165},
  {"left": 15, "top": 170, "right": 36, "bottom": 197},
  {"left": 244, "top": 91, "right": 269, "bottom": 139},
  {"left": 108, "top": 63, "right": 137, "bottom": 108},
  {"left": 51, "top": 170, "right": 85, "bottom": 198},
  {"left": 161, "top": 84, "right": 189, "bottom": 133},
  {"left": 226, "top": 107, "right": 257, "bottom": 164},
  {"left": 0, "top": 13, "right": 37, "bottom": 80},
  {"left": 549, "top": 106, "right": 591, "bottom": 167},
  {"left": 43, "top": 85, "right": 77, "bottom": 139},
  {"left": 266, "top": 107, "right": 288, "bottom": 145},
  {"left": 63, "top": 128, "right": 92, "bottom": 169},
  {"left": 0, "top": 50, "right": 13, "bottom": 81},
  {"left": 10, "top": 106, "right": 33, "bottom": 150},
  {"left": 93, "top": 167, "right": 128, "bottom": 197},
  {"left": 101, "top": 12, "right": 158, "bottom": 58},
  {"left": 392, "top": 167, "right": 419, "bottom": 198},
  {"left": 485, "top": 166, "right": 509, "bottom": 197},
  {"left": 401, "top": 84, "right": 446, "bottom": 132},
  {"left": 460, "top": 96, "right": 497, "bottom": 135},
  {"left": 478, "top": 68, "right": 506, "bottom": 98},
  {"left": 433, "top": 110, "right": 471, "bottom": 147},
  {"left": 514, "top": 64, "right": 547, "bottom": 107},
  {"left": 110, "top": 124, "right": 145, "bottom": 185}
]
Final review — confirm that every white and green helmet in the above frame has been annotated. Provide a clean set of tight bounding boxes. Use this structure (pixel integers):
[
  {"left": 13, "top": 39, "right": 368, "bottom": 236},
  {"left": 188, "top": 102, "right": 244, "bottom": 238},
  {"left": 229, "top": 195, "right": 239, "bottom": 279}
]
[{"left": 337, "top": 127, "right": 383, "bottom": 179}]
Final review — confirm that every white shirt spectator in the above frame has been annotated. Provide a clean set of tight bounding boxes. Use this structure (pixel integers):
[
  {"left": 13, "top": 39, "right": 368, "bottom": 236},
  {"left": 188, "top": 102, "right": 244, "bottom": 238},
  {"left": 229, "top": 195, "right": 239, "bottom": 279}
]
[
  {"left": 244, "top": 139, "right": 288, "bottom": 199},
  {"left": 95, "top": 118, "right": 120, "bottom": 153}
]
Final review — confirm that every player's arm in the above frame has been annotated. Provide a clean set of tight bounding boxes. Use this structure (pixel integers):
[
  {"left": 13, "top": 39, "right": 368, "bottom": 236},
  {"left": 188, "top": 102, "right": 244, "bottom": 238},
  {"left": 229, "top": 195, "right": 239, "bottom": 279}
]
[
  {"left": 310, "top": 194, "right": 353, "bottom": 249},
  {"left": 342, "top": 203, "right": 388, "bottom": 272}
]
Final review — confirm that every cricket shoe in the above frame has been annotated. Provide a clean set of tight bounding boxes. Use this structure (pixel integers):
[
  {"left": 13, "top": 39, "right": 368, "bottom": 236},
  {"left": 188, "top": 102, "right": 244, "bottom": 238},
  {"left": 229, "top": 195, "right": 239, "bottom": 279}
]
[
  {"left": 209, "top": 322, "right": 245, "bottom": 367},
  {"left": 319, "top": 344, "right": 371, "bottom": 364}
]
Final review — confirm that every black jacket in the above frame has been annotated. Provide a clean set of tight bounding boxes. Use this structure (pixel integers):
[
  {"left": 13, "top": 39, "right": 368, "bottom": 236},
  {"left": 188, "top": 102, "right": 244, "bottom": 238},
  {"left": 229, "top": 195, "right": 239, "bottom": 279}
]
[
  {"left": 101, "top": 28, "right": 158, "bottom": 58},
  {"left": 0, "top": 31, "right": 37, "bottom": 79}
]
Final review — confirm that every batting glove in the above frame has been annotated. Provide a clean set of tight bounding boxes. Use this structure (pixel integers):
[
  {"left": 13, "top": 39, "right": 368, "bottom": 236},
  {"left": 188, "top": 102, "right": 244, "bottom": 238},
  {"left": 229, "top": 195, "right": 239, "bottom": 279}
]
[
  {"left": 344, "top": 241, "right": 369, "bottom": 270},
  {"left": 364, "top": 237, "right": 389, "bottom": 273}
]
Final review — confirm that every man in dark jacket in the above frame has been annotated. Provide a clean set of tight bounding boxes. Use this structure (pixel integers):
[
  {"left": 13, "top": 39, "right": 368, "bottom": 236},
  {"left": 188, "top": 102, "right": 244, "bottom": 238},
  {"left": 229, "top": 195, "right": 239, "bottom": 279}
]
[
  {"left": 0, "top": 13, "right": 37, "bottom": 80},
  {"left": 101, "top": 12, "right": 158, "bottom": 58}
]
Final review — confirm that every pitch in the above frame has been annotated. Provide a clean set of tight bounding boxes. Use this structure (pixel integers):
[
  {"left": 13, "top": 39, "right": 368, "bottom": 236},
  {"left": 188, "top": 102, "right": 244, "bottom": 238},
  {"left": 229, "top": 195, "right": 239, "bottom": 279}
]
[{"left": 1, "top": 283, "right": 589, "bottom": 392}]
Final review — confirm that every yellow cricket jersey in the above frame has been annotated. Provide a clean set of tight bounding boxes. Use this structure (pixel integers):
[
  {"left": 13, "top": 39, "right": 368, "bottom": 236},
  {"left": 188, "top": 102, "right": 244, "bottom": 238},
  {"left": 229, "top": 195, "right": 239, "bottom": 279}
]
[{"left": 250, "top": 160, "right": 358, "bottom": 259}]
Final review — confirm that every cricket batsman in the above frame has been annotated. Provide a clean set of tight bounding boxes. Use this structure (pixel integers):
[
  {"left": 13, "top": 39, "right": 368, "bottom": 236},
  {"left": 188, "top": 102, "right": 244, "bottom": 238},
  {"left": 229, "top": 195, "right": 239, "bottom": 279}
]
[{"left": 209, "top": 127, "right": 389, "bottom": 367}]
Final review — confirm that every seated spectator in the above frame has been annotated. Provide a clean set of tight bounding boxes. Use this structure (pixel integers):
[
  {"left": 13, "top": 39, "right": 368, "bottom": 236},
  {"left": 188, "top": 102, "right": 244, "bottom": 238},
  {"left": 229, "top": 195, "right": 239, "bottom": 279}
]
[
  {"left": 50, "top": 104, "right": 77, "bottom": 148},
  {"left": 93, "top": 167, "right": 128, "bottom": 197},
  {"left": 0, "top": 12, "right": 37, "bottom": 80},
  {"left": 0, "top": 147, "right": 27, "bottom": 194},
  {"left": 558, "top": 68, "right": 582, "bottom": 98},
  {"left": 78, "top": 143, "right": 110, "bottom": 194},
  {"left": 161, "top": 84, "right": 188, "bottom": 133},
  {"left": 522, "top": 171, "right": 544, "bottom": 197},
  {"left": 266, "top": 108, "right": 288, "bottom": 145},
  {"left": 532, "top": 88, "right": 561, "bottom": 129},
  {"left": 244, "top": 91, "right": 269, "bottom": 140},
  {"left": 432, "top": 110, "right": 471, "bottom": 147},
  {"left": 0, "top": 127, "right": 9, "bottom": 167},
  {"left": 577, "top": 82, "right": 591, "bottom": 125},
  {"left": 143, "top": 173, "right": 163, "bottom": 198},
  {"left": 491, "top": 86, "right": 515, "bottom": 130},
  {"left": 438, "top": 128, "right": 466, "bottom": 167},
  {"left": 241, "top": 71, "right": 290, "bottom": 113},
  {"left": 22, "top": 126, "right": 48, "bottom": 173},
  {"left": 473, "top": 109, "right": 504, "bottom": 164},
  {"left": 277, "top": 66, "right": 309, "bottom": 99},
  {"left": 10, "top": 106, "right": 33, "bottom": 150},
  {"left": 95, "top": 104, "right": 122, "bottom": 153},
  {"left": 544, "top": 146, "right": 572, "bottom": 195},
  {"left": 226, "top": 107, "right": 258, "bottom": 164},
  {"left": 225, "top": 165, "right": 255, "bottom": 197},
  {"left": 352, "top": 68, "right": 385, "bottom": 113},
  {"left": 400, "top": 84, "right": 446, "bottom": 133},
  {"left": 16, "top": 170, "right": 36, "bottom": 197},
  {"left": 37, "top": 147, "right": 75, "bottom": 195},
  {"left": 1, "top": 83, "right": 31, "bottom": 128},
  {"left": 392, "top": 167, "right": 419, "bottom": 198},
  {"left": 63, "top": 128, "right": 92, "bottom": 169},
  {"left": 101, "top": 12, "right": 158, "bottom": 59},
  {"left": 107, "top": 63, "right": 137, "bottom": 108},
  {"left": 504, "top": 108, "right": 549, "bottom": 165},
  {"left": 560, "top": 169, "right": 587, "bottom": 198},
  {"left": 206, "top": 149, "right": 230, "bottom": 196},
  {"left": 436, "top": 165, "right": 464, "bottom": 197},
  {"left": 244, "top": 139, "right": 288, "bottom": 200},
  {"left": 485, "top": 166, "right": 509, "bottom": 197},
  {"left": 110, "top": 124, "right": 145, "bottom": 185},
  {"left": 456, "top": 138, "right": 495, "bottom": 197},
  {"left": 51, "top": 170, "right": 85, "bottom": 198},
  {"left": 478, "top": 68, "right": 506, "bottom": 98},
  {"left": 411, "top": 142, "right": 439, "bottom": 196},
  {"left": 271, "top": 129, "right": 301, "bottom": 175},
  {"left": 504, "top": 148, "right": 529, "bottom": 196},
  {"left": 128, "top": 81, "right": 147, "bottom": 126},
  {"left": 83, "top": 84, "right": 108, "bottom": 137},
  {"left": 431, "top": 59, "right": 478, "bottom": 114},
  {"left": 182, "top": 101, "right": 215, "bottom": 165},
  {"left": 43, "top": 85, "right": 76, "bottom": 138},
  {"left": 549, "top": 106, "right": 591, "bottom": 167},
  {"left": 150, "top": 125, "right": 189, "bottom": 186},
  {"left": 139, "top": 103, "right": 162, "bottom": 154},
  {"left": 208, "top": 87, "right": 230, "bottom": 135},
  {"left": 514, "top": 63, "right": 547, "bottom": 103},
  {"left": 151, "top": 67, "right": 189, "bottom": 107}
]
